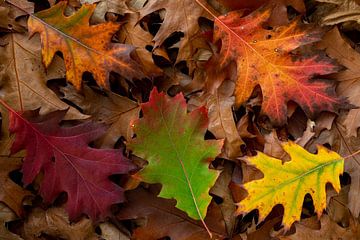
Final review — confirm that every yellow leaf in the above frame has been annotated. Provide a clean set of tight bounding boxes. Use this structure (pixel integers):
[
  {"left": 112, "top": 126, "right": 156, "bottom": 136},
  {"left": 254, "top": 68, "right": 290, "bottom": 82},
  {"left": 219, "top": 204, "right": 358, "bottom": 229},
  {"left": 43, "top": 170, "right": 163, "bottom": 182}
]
[{"left": 237, "top": 142, "right": 344, "bottom": 229}]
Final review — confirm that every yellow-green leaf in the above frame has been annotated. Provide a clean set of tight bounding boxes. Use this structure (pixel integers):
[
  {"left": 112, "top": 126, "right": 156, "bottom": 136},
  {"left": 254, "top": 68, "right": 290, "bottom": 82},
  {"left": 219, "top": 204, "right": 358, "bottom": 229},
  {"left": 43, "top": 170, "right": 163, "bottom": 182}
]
[{"left": 237, "top": 142, "right": 344, "bottom": 229}]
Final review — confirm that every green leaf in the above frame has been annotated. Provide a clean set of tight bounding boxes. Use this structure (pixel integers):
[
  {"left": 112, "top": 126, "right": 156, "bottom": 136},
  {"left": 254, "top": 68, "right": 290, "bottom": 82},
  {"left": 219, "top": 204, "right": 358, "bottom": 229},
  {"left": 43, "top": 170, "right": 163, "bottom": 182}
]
[{"left": 129, "top": 88, "right": 223, "bottom": 220}]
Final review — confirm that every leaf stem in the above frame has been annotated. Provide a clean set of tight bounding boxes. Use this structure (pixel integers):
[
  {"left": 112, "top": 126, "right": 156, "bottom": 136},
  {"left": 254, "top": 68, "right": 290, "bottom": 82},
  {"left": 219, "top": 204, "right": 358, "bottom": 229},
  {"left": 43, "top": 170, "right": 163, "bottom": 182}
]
[{"left": 344, "top": 149, "right": 360, "bottom": 160}]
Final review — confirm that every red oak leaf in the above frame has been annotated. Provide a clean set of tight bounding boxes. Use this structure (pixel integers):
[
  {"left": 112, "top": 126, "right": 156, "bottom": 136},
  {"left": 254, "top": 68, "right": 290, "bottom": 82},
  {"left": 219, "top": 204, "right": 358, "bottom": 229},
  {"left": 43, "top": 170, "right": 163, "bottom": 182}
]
[{"left": 6, "top": 104, "right": 135, "bottom": 221}]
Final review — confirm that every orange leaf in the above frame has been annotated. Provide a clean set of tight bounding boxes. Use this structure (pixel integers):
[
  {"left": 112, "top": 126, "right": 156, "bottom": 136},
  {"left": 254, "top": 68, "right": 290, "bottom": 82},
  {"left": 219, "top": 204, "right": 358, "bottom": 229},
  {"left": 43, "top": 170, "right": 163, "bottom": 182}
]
[
  {"left": 208, "top": 6, "right": 346, "bottom": 125},
  {"left": 28, "top": 2, "right": 144, "bottom": 90}
]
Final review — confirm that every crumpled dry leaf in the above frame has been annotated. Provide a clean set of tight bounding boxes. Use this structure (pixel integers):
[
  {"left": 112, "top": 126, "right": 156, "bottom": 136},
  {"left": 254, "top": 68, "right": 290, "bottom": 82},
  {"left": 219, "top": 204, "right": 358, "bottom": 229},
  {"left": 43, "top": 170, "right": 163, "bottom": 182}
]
[
  {"left": 0, "top": 33, "right": 87, "bottom": 120},
  {"left": 61, "top": 85, "right": 140, "bottom": 147},
  {"left": 98, "top": 222, "right": 129, "bottom": 240},
  {"left": 315, "top": 0, "right": 360, "bottom": 26},
  {"left": 0, "top": 3, "right": 25, "bottom": 32},
  {"left": 210, "top": 162, "right": 236, "bottom": 235},
  {"left": 0, "top": 203, "right": 23, "bottom": 240},
  {"left": 318, "top": 27, "right": 360, "bottom": 138},
  {"left": 139, "top": 0, "right": 211, "bottom": 64},
  {"left": 117, "top": 187, "right": 227, "bottom": 240},
  {"left": 22, "top": 207, "right": 99, "bottom": 240},
  {"left": 279, "top": 215, "right": 360, "bottom": 240}
]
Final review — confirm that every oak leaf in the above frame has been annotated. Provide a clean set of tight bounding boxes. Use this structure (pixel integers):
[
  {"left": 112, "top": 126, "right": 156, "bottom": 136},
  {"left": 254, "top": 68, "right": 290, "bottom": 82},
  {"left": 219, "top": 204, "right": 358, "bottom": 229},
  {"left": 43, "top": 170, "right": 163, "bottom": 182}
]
[
  {"left": 117, "top": 187, "right": 227, "bottom": 240},
  {"left": 128, "top": 88, "right": 223, "bottom": 221},
  {"left": 238, "top": 142, "right": 344, "bottom": 229},
  {"left": 22, "top": 207, "right": 98, "bottom": 240},
  {"left": 139, "top": 0, "right": 211, "bottom": 64},
  {"left": 0, "top": 203, "right": 23, "bottom": 240},
  {"left": 61, "top": 85, "right": 140, "bottom": 147},
  {"left": 318, "top": 28, "right": 360, "bottom": 138},
  {"left": 280, "top": 215, "right": 360, "bottom": 240},
  {"left": 209, "top": 6, "right": 344, "bottom": 125},
  {"left": 28, "top": 2, "right": 144, "bottom": 90},
  {"left": 315, "top": 0, "right": 360, "bottom": 26},
  {"left": 0, "top": 33, "right": 87, "bottom": 120},
  {"left": 6, "top": 107, "right": 135, "bottom": 221}
]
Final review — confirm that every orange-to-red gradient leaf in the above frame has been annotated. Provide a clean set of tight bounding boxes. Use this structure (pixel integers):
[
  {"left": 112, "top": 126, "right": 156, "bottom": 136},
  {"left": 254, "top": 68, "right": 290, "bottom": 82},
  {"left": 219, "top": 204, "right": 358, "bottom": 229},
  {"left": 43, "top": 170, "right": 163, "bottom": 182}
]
[{"left": 210, "top": 7, "right": 345, "bottom": 125}]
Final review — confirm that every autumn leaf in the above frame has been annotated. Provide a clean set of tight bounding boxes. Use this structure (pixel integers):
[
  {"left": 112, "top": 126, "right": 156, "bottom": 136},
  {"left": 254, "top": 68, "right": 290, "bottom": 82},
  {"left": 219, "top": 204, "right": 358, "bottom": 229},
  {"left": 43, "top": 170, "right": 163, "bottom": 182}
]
[
  {"left": 315, "top": 0, "right": 360, "bottom": 26},
  {"left": 318, "top": 28, "right": 360, "bottom": 138},
  {"left": 238, "top": 142, "right": 344, "bottom": 229},
  {"left": 279, "top": 215, "right": 360, "bottom": 239},
  {"left": 206, "top": 5, "right": 345, "bottom": 125},
  {"left": 28, "top": 1, "right": 144, "bottom": 90},
  {"left": 5, "top": 106, "right": 135, "bottom": 221},
  {"left": 128, "top": 88, "right": 223, "bottom": 223},
  {"left": 22, "top": 207, "right": 98, "bottom": 240},
  {"left": 61, "top": 85, "right": 140, "bottom": 147},
  {"left": 139, "top": 0, "right": 211, "bottom": 64},
  {"left": 0, "top": 203, "right": 22, "bottom": 240},
  {"left": 117, "top": 187, "right": 227, "bottom": 240},
  {"left": 0, "top": 33, "right": 87, "bottom": 120}
]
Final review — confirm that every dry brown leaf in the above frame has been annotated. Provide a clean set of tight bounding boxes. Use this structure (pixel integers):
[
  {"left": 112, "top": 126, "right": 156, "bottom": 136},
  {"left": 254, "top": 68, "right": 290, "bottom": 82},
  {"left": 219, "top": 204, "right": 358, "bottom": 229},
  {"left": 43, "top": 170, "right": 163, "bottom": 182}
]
[
  {"left": 327, "top": 185, "right": 351, "bottom": 226},
  {"left": 61, "top": 85, "right": 140, "bottom": 147},
  {"left": 315, "top": 0, "right": 360, "bottom": 26},
  {"left": 117, "top": 186, "right": 227, "bottom": 240},
  {"left": 0, "top": 3, "right": 25, "bottom": 32},
  {"left": 206, "top": 81, "right": 244, "bottom": 159},
  {"left": 279, "top": 215, "right": 360, "bottom": 240},
  {"left": 318, "top": 28, "right": 360, "bottom": 138},
  {"left": 210, "top": 162, "right": 236, "bottom": 235},
  {"left": 0, "top": 203, "right": 23, "bottom": 240},
  {"left": 22, "top": 207, "right": 99, "bottom": 240},
  {"left": 118, "top": 12, "right": 164, "bottom": 76},
  {"left": 0, "top": 157, "right": 31, "bottom": 217},
  {"left": 0, "top": 33, "right": 88, "bottom": 120},
  {"left": 98, "top": 222, "right": 129, "bottom": 240},
  {"left": 139, "top": 0, "right": 211, "bottom": 64}
]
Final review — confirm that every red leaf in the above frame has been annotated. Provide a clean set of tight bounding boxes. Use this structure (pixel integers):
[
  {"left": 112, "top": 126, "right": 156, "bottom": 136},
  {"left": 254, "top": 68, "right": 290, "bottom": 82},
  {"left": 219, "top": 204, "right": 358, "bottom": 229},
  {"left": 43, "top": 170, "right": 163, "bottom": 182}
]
[{"left": 7, "top": 107, "right": 135, "bottom": 221}]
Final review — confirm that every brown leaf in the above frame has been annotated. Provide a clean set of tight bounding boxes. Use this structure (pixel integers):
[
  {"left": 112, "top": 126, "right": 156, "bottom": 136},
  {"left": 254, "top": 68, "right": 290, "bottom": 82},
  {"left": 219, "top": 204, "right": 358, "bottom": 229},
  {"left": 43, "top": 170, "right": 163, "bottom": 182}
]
[
  {"left": 206, "top": 81, "right": 244, "bottom": 159},
  {"left": 210, "top": 162, "right": 236, "bottom": 235},
  {"left": 61, "top": 85, "right": 140, "bottom": 147},
  {"left": 0, "top": 33, "right": 87, "bottom": 120},
  {"left": 280, "top": 215, "right": 360, "bottom": 240},
  {"left": 0, "top": 3, "right": 25, "bottom": 32},
  {"left": 139, "top": 0, "right": 211, "bottom": 64},
  {"left": 98, "top": 222, "right": 130, "bottom": 240},
  {"left": 22, "top": 207, "right": 99, "bottom": 240},
  {"left": 318, "top": 27, "right": 360, "bottom": 138},
  {"left": 315, "top": 0, "right": 360, "bottom": 26},
  {"left": 327, "top": 185, "right": 351, "bottom": 227},
  {"left": 118, "top": 12, "right": 164, "bottom": 76},
  {"left": 117, "top": 187, "right": 227, "bottom": 240},
  {"left": 0, "top": 203, "right": 23, "bottom": 240},
  {"left": 0, "top": 157, "right": 31, "bottom": 217}
]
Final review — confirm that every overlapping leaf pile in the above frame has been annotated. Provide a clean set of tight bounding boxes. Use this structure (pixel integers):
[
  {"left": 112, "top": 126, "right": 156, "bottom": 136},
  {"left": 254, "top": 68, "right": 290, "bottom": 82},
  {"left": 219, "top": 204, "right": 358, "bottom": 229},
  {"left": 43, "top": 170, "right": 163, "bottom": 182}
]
[{"left": 0, "top": 0, "right": 360, "bottom": 239}]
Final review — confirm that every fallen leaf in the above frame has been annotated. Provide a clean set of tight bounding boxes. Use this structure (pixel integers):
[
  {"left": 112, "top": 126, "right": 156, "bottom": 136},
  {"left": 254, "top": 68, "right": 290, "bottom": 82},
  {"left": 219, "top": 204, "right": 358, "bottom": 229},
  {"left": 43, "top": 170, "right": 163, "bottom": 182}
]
[
  {"left": 280, "top": 215, "right": 360, "bottom": 239},
  {"left": 0, "top": 33, "right": 87, "bottom": 120},
  {"left": 28, "top": 2, "right": 144, "bottom": 90},
  {"left": 22, "top": 207, "right": 98, "bottom": 240},
  {"left": 129, "top": 88, "right": 223, "bottom": 221},
  {"left": 7, "top": 106, "right": 135, "bottom": 221},
  {"left": 61, "top": 85, "right": 140, "bottom": 147},
  {"left": 315, "top": 0, "right": 360, "bottom": 26},
  {"left": 139, "top": 0, "right": 211, "bottom": 64},
  {"left": 318, "top": 27, "right": 360, "bottom": 138},
  {"left": 0, "top": 203, "right": 23, "bottom": 240},
  {"left": 208, "top": 6, "right": 344, "bottom": 125},
  {"left": 117, "top": 187, "right": 227, "bottom": 240},
  {"left": 118, "top": 12, "right": 164, "bottom": 76},
  {"left": 238, "top": 142, "right": 344, "bottom": 229}
]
